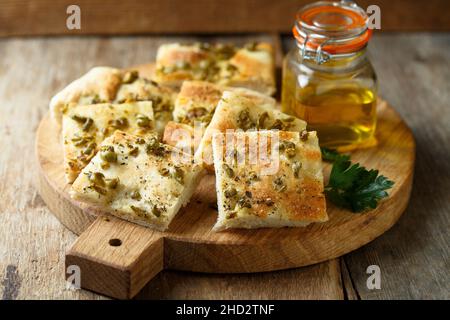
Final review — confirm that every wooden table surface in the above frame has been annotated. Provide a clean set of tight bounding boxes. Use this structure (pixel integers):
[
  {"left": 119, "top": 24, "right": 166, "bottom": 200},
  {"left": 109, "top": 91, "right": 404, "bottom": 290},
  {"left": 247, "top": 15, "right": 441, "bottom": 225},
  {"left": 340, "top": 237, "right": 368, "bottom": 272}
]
[{"left": 0, "top": 33, "right": 448, "bottom": 300}]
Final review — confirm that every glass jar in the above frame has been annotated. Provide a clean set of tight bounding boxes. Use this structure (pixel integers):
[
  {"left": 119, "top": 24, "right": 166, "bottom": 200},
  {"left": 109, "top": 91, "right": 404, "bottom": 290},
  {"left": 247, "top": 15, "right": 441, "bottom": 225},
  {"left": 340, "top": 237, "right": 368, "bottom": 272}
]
[{"left": 282, "top": 0, "right": 377, "bottom": 151}]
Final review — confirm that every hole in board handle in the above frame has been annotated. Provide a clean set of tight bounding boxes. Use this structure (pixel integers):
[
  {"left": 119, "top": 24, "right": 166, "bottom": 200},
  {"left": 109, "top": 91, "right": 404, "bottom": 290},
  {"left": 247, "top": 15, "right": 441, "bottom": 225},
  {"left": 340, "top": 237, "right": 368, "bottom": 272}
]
[{"left": 109, "top": 238, "right": 122, "bottom": 247}]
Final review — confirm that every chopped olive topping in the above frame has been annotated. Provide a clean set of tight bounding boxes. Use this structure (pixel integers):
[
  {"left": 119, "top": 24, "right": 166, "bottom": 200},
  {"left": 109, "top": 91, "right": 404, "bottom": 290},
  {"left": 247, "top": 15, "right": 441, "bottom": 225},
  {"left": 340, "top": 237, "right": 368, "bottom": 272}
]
[
  {"left": 245, "top": 191, "right": 252, "bottom": 198},
  {"left": 105, "top": 178, "right": 119, "bottom": 189},
  {"left": 273, "top": 176, "right": 287, "bottom": 192},
  {"left": 285, "top": 147, "right": 296, "bottom": 158},
  {"left": 172, "top": 167, "right": 184, "bottom": 185},
  {"left": 186, "top": 107, "right": 208, "bottom": 119},
  {"left": 270, "top": 119, "right": 283, "bottom": 130},
  {"left": 83, "top": 142, "right": 96, "bottom": 155},
  {"left": 129, "top": 146, "right": 139, "bottom": 157},
  {"left": 265, "top": 198, "right": 274, "bottom": 206},
  {"left": 224, "top": 187, "right": 237, "bottom": 198},
  {"left": 89, "top": 172, "right": 105, "bottom": 187},
  {"left": 136, "top": 137, "right": 145, "bottom": 145},
  {"left": 237, "top": 197, "right": 252, "bottom": 209},
  {"left": 100, "top": 161, "right": 110, "bottom": 170},
  {"left": 237, "top": 109, "right": 254, "bottom": 130},
  {"left": 284, "top": 116, "right": 295, "bottom": 122},
  {"left": 247, "top": 171, "right": 260, "bottom": 185},
  {"left": 122, "top": 70, "right": 139, "bottom": 84},
  {"left": 152, "top": 205, "right": 163, "bottom": 217},
  {"left": 222, "top": 164, "right": 235, "bottom": 178},
  {"left": 72, "top": 135, "right": 94, "bottom": 147},
  {"left": 292, "top": 161, "right": 302, "bottom": 178},
  {"left": 109, "top": 117, "right": 128, "bottom": 129},
  {"left": 146, "top": 137, "right": 165, "bottom": 156},
  {"left": 300, "top": 130, "right": 309, "bottom": 141},
  {"left": 100, "top": 146, "right": 117, "bottom": 163},
  {"left": 158, "top": 167, "right": 170, "bottom": 176},
  {"left": 92, "top": 185, "right": 107, "bottom": 195},
  {"left": 257, "top": 112, "right": 269, "bottom": 129},
  {"left": 72, "top": 115, "right": 94, "bottom": 132},
  {"left": 226, "top": 211, "right": 237, "bottom": 219},
  {"left": 130, "top": 190, "right": 141, "bottom": 201},
  {"left": 130, "top": 205, "right": 146, "bottom": 215},
  {"left": 82, "top": 118, "right": 94, "bottom": 131},
  {"left": 136, "top": 114, "right": 151, "bottom": 128}
]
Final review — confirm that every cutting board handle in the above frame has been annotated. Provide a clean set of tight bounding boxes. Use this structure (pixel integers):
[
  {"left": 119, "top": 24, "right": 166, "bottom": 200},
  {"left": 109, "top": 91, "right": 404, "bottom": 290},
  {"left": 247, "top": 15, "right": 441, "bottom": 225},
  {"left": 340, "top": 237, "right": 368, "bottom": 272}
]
[{"left": 65, "top": 216, "right": 163, "bottom": 299}]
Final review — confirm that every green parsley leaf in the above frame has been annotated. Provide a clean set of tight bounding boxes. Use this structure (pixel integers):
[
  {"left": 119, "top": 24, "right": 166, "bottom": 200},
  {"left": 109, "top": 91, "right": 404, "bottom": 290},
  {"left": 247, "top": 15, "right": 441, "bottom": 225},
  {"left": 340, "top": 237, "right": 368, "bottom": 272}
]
[
  {"left": 321, "top": 147, "right": 350, "bottom": 163},
  {"left": 322, "top": 149, "right": 394, "bottom": 212}
]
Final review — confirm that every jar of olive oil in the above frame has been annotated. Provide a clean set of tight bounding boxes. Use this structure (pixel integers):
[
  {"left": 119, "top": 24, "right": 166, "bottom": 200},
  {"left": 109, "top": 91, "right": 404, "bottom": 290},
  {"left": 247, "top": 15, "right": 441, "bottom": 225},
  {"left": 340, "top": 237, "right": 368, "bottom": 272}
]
[{"left": 282, "top": 1, "right": 377, "bottom": 150}]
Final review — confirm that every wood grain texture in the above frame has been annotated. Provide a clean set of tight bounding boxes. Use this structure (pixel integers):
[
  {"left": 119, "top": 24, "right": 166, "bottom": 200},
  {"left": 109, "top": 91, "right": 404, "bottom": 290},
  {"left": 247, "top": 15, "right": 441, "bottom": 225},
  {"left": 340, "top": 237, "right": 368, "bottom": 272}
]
[
  {"left": 35, "top": 96, "right": 414, "bottom": 298},
  {"left": 1, "top": 0, "right": 449, "bottom": 37},
  {"left": 1, "top": 33, "right": 449, "bottom": 300}
]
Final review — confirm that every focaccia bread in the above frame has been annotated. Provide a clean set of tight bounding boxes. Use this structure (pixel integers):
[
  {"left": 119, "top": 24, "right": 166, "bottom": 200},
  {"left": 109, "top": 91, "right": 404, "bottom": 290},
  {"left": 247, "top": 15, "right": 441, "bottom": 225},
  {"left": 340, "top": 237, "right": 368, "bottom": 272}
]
[
  {"left": 195, "top": 90, "right": 306, "bottom": 171},
  {"left": 154, "top": 42, "right": 276, "bottom": 95},
  {"left": 212, "top": 130, "right": 327, "bottom": 231},
  {"left": 62, "top": 101, "right": 155, "bottom": 183},
  {"left": 71, "top": 131, "right": 204, "bottom": 231},
  {"left": 50, "top": 67, "right": 176, "bottom": 134},
  {"left": 162, "top": 121, "right": 205, "bottom": 155}
]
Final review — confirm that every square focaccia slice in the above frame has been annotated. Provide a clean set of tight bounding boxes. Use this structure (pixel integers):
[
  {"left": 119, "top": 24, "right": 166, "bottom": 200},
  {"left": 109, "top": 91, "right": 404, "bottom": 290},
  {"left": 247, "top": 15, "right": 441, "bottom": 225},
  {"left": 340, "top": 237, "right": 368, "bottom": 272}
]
[
  {"left": 195, "top": 90, "right": 306, "bottom": 171},
  {"left": 71, "top": 131, "right": 204, "bottom": 231},
  {"left": 212, "top": 130, "right": 327, "bottom": 231},
  {"left": 50, "top": 67, "right": 176, "bottom": 133},
  {"left": 115, "top": 72, "right": 177, "bottom": 135},
  {"left": 163, "top": 121, "right": 205, "bottom": 156},
  {"left": 62, "top": 101, "right": 155, "bottom": 183},
  {"left": 154, "top": 42, "right": 275, "bottom": 95}
]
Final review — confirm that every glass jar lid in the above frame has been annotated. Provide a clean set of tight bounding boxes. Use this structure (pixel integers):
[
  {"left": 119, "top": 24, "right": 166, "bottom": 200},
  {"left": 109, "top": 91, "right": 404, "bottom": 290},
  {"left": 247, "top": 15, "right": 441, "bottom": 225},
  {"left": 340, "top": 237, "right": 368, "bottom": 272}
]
[{"left": 293, "top": 0, "right": 372, "bottom": 63}]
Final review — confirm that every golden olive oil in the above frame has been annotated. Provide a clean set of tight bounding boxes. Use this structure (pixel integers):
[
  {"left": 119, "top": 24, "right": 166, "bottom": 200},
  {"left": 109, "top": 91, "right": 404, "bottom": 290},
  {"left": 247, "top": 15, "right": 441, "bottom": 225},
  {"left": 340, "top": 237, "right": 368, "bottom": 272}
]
[{"left": 282, "top": 66, "right": 377, "bottom": 151}]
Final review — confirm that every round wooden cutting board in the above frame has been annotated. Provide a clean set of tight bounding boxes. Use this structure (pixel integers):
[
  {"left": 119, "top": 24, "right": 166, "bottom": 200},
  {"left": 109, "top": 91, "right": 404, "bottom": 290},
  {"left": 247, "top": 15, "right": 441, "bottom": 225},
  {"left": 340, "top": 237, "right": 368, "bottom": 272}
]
[{"left": 35, "top": 74, "right": 415, "bottom": 299}]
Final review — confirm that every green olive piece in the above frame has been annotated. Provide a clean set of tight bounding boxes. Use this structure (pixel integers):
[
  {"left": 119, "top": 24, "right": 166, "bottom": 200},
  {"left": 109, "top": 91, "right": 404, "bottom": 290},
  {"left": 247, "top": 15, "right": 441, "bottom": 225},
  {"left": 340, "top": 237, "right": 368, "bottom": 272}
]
[
  {"left": 270, "top": 119, "right": 284, "bottom": 130},
  {"left": 92, "top": 185, "right": 107, "bottom": 195},
  {"left": 130, "top": 205, "right": 146, "bottom": 216},
  {"left": 123, "top": 70, "right": 139, "bottom": 84},
  {"left": 82, "top": 118, "right": 94, "bottom": 132},
  {"left": 136, "top": 114, "right": 151, "bottom": 128},
  {"left": 173, "top": 167, "right": 184, "bottom": 185},
  {"left": 71, "top": 115, "right": 87, "bottom": 123},
  {"left": 273, "top": 177, "right": 287, "bottom": 192},
  {"left": 300, "top": 130, "right": 309, "bottom": 141},
  {"left": 100, "top": 148, "right": 117, "bottom": 163},
  {"left": 89, "top": 172, "right": 105, "bottom": 187},
  {"left": 237, "top": 197, "right": 252, "bottom": 209},
  {"left": 106, "top": 178, "right": 119, "bottom": 189},
  {"left": 292, "top": 161, "right": 302, "bottom": 178},
  {"left": 237, "top": 109, "right": 254, "bottom": 130},
  {"left": 222, "top": 164, "right": 235, "bottom": 178},
  {"left": 152, "top": 205, "right": 162, "bottom": 217},
  {"left": 224, "top": 187, "right": 237, "bottom": 198},
  {"left": 130, "top": 190, "right": 141, "bottom": 201},
  {"left": 129, "top": 146, "right": 139, "bottom": 157},
  {"left": 109, "top": 117, "right": 128, "bottom": 129},
  {"left": 285, "top": 147, "right": 296, "bottom": 158},
  {"left": 257, "top": 112, "right": 269, "bottom": 129}
]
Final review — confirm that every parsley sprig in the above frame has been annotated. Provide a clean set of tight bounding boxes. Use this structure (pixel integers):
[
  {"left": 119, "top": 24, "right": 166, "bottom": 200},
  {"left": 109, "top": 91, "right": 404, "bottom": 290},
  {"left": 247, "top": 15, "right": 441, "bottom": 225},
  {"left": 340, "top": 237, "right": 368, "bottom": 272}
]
[{"left": 321, "top": 148, "right": 394, "bottom": 213}]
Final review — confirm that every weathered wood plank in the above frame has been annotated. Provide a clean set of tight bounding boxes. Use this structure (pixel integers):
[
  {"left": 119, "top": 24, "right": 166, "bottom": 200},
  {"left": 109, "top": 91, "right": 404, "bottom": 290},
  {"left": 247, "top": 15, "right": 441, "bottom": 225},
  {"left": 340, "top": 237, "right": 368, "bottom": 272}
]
[{"left": 0, "top": 0, "right": 449, "bottom": 37}]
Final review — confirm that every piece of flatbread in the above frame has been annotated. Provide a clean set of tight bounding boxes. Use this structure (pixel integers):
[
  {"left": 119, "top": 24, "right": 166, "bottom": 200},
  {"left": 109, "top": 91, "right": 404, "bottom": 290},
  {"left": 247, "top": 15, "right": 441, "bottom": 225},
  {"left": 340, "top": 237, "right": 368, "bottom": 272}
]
[
  {"left": 50, "top": 67, "right": 176, "bottom": 134},
  {"left": 71, "top": 131, "right": 204, "bottom": 231},
  {"left": 212, "top": 130, "right": 327, "bottom": 231},
  {"left": 195, "top": 90, "right": 306, "bottom": 171},
  {"left": 154, "top": 42, "right": 276, "bottom": 95},
  {"left": 62, "top": 101, "right": 155, "bottom": 183},
  {"left": 162, "top": 121, "right": 205, "bottom": 155}
]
